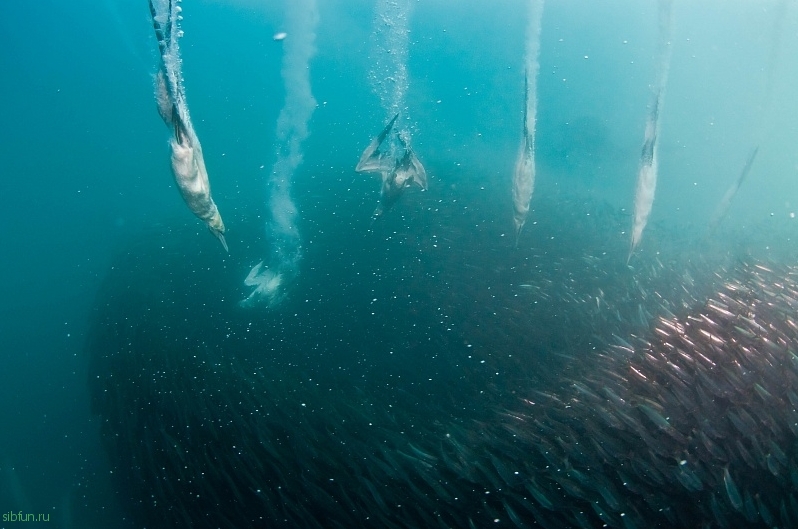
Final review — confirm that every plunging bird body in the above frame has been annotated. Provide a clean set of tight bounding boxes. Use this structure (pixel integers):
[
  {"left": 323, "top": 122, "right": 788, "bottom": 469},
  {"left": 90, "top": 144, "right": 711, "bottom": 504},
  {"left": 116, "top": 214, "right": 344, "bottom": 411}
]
[
  {"left": 149, "top": 0, "right": 227, "bottom": 251},
  {"left": 356, "top": 114, "right": 427, "bottom": 217}
]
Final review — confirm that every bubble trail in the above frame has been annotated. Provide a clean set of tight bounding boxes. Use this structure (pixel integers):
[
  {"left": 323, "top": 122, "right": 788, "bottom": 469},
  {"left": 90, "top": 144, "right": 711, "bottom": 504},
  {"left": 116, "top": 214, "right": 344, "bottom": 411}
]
[
  {"left": 357, "top": 0, "right": 427, "bottom": 218},
  {"left": 241, "top": 0, "right": 318, "bottom": 308}
]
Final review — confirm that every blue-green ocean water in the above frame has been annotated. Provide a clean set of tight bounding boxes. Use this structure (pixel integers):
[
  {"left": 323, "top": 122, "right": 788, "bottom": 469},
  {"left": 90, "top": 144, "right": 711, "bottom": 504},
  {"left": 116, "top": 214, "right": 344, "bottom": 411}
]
[{"left": 2, "top": 0, "right": 798, "bottom": 527}]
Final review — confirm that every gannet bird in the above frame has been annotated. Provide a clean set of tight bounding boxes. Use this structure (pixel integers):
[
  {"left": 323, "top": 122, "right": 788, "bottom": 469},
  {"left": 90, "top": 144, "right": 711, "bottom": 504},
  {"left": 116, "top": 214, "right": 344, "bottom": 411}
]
[
  {"left": 356, "top": 114, "right": 427, "bottom": 217},
  {"left": 149, "top": 0, "right": 227, "bottom": 251},
  {"left": 238, "top": 261, "right": 283, "bottom": 308},
  {"left": 629, "top": 91, "right": 661, "bottom": 262},
  {"left": 512, "top": 71, "right": 535, "bottom": 245},
  {"left": 707, "top": 147, "right": 759, "bottom": 235}
]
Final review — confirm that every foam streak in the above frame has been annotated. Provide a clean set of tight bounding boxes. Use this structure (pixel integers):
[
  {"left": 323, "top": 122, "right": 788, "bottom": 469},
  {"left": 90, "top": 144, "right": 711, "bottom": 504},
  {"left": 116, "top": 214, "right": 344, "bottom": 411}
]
[
  {"left": 241, "top": 0, "right": 318, "bottom": 308},
  {"left": 370, "top": 0, "right": 411, "bottom": 129}
]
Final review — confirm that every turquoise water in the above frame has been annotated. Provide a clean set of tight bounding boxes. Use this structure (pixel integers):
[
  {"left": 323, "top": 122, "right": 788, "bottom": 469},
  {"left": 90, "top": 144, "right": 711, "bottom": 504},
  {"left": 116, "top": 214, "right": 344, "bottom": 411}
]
[{"left": 1, "top": 0, "right": 798, "bottom": 527}]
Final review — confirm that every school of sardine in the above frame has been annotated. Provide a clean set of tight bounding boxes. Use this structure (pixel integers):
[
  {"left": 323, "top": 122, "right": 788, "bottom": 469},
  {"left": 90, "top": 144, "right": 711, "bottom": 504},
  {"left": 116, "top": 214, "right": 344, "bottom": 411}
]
[{"left": 86, "top": 195, "right": 798, "bottom": 528}]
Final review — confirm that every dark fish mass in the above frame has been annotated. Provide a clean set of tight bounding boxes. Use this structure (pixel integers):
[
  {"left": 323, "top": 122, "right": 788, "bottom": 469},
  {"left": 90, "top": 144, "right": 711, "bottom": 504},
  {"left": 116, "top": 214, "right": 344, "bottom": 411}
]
[{"left": 87, "top": 192, "right": 798, "bottom": 527}]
